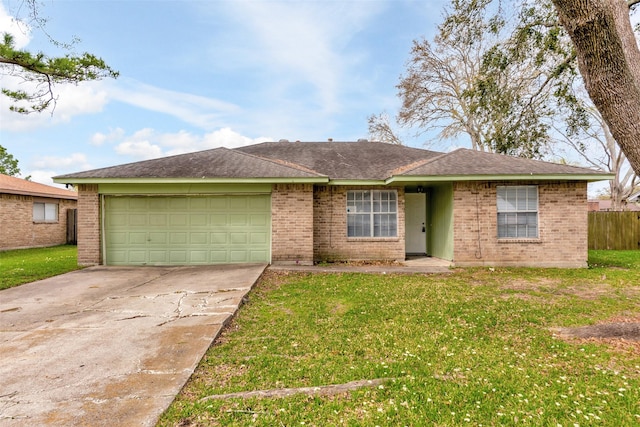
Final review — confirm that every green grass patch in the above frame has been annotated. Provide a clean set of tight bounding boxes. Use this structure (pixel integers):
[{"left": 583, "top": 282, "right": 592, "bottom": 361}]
[
  {"left": 160, "top": 251, "right": 640, "bottom": 426},
  {"left": 0, "top": 245, "right": 82, "bottom": 290},
  {"left": 588, "top": 250, "right": 640, "bottom": 269}
]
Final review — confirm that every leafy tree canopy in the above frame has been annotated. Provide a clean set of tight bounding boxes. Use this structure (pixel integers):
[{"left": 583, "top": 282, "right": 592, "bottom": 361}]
[
  {"left": 0, "top": 1, "right": 118, "bottom": 114},
  {"left": 395, "top": 0, "right": 583, "bottom": 159},
  {"left": 0, "top": 145, "right": 20, "bottom": 176}
]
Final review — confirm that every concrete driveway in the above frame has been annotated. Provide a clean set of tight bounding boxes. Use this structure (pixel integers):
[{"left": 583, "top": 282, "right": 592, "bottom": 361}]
[{"left": 0, "top": 264, "right": 267, "bottom": 426}]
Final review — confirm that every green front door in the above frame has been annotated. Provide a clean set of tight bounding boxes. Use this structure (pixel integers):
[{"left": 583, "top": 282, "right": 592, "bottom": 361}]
[{"left": 104, "top": 195, "right": 271, "bottom": 265}]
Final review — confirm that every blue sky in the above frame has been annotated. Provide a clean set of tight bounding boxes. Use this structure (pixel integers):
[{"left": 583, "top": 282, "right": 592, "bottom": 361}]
[{"left": 1, "top": 0, "right": 451, "bottom": 185}]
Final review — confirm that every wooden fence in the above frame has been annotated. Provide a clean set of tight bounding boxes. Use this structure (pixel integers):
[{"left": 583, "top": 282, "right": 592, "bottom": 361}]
[
  {"left": 588, "top": 211, "right": 640, "bottom": 250},
  {"left": 67, "top": 208, "right": 77, "bottom": 245}
]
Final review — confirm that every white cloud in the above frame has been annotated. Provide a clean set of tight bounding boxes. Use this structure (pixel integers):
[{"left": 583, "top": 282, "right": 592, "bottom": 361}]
[
  {"left": 32, "top": 153, "right": 92, "bottom": 171},
  {"left": 91, "top": 128, "right": 125, "bottom": 146},
  {"left": 0, "top": 2, "right": 32, "bottom": 48},
  {"left": 115, "top": 128, "right": 163, "bottom": 160},
  {"left": 107, "top": 126, "right": 271, "bottom": 160},
  {"left": 116, "top": 140, "right": 164, "bottom": 160},
  {"left": 0, "top": 78, "right": 110, "bottom": 132},
  {"left": 28, "top": 170, "right": 67, "bottom": 188},
  {"left": 0, "top": 4, "right": 111, "bottom": 131},
  {"left": 207, "top": 2, "right": 383, "bottom": 115},
  {"left": 27, "top": 153, "right": 93, "bottom": 187},
  {"left": 107, "top": 79, "right": 241, "bottom": 130}
]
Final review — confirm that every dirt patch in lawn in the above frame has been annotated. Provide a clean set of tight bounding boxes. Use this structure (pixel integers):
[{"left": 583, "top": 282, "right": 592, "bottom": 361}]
[{"left": 553, "top": 317, "right": 640, "bottom": 355}]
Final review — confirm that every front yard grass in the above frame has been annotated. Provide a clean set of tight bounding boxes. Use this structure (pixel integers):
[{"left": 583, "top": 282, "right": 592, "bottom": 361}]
[
  {"left": 0, "top": 245, "right": 82, "bottom": 290},
  {"left": 160, "top": 250, "right": 640, "bottom": 426}
]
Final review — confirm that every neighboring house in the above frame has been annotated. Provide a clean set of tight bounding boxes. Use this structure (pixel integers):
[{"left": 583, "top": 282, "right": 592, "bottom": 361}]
[
  {"left": 53, "top": 141, "right": 613, "bottom": 268},
  {"left": 587, "top": 199, "right": 640, "bottom": 212},
  {"left": 0, "top": 174, "right": 78, "bottom": 251}
]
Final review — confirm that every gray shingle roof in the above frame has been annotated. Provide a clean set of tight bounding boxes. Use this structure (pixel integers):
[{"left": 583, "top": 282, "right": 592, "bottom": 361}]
[
  {"left": 399, "top": 148, "right": 607, "bottom": 176},
  {"left": 236, "top": 141, "right": 442, "bottom": 180},
  {"left": 55, "top": 147, "right": 325, "bottom": 179},
  {"left": 54, "top": 141, "right": 609, "bottom": 182}
]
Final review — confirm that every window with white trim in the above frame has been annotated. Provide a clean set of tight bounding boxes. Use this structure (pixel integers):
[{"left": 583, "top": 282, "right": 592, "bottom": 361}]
[
  {"left": 33, "top": 202, "right": 58, "bottom": 222},
  {"left": 347, "top": 190, "right": 397, "bottom": 237},
  {"left": 497, "top": 186, "right": 538, "bottom": 238}
]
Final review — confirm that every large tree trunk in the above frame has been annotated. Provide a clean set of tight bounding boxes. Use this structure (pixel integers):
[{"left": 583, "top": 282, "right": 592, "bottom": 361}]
[{"left": 552, "top": 0, "right": 640, "bottom": 174}]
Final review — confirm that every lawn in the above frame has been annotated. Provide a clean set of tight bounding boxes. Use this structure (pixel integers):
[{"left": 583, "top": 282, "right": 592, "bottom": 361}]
[
  {"left": 0, "top": 245, "right": 82, "bottom": 290},
  {"left": 160, "top": 250, "right": 640, "bottom": 427}
]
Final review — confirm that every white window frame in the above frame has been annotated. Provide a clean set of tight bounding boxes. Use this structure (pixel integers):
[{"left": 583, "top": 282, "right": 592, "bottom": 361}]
[
  {"left": 33, "top": 201, "right": 59, "bottom": 223},
  {"left": 496, "top": 185, "right": 538, "bottom": 239},
  {"left": 347, "top": 190, "right": 397, "bottom": 238}
]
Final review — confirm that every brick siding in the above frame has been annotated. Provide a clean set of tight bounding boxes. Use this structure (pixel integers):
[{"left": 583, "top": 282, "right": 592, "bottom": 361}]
[
  {"left": 313, "top": 186, "right": 405, "bottom": 262},
  {"left": 271, "top": 183, "right": 314, "bottom": 264},
  {"left": 0, "top": 194, "right": 77, "bottom": 250},
  {"left": 77, "top": 184, "right": 101, "bottom": 265},
  {"left": 452, "top": 181, "right": 588, "bottom": 268}
]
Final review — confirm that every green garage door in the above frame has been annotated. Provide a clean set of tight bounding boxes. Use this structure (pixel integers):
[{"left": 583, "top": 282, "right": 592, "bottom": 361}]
[{"left": 105, "top": 195, "right": 271, "bottom": 265}]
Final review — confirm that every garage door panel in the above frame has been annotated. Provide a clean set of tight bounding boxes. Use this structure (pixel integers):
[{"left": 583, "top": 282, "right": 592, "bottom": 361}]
[
  {"left": 105, "top": 195, "right": 270, "bottom": 265},
  {"left": 169, "top": 214, "right": 188, "bottom": 226},
  {"left": 189, "top": 198, "right": 208, "bottom": 209},
  {"left": 210, "top": 198, "right": 228, "bottom": 209},
  {"left": 230, "top": 198, "right": 250, "bottom": 209},
  {"left": 108, "top": 232, "right": 127, "bottom": 244},
  {"left": 168, "top": 251, "right": 187, "bottom": 263},
  {"left": 211, "top": 232, "right": 227, "bottom": 244},
  {"left": 107, "top": 213, "right": 128, "bottom": 227},
  {"left": 251, "top": 232, "right": 268, "bottom": 244},
  {"left": 129, "top": 232, "right": 147, "bottom": 244},
  {"left": 190, "top": 214, "right": 207, "bottom": 226},
  {"left": 211, "top": 214, "right": 227, "bottom": 226},
  {"left": 129, "top": 251, "right": 148, "bottom": 263},
  {"left": 149, "top": 251, "right": 167, "bottom": 263},
  {"left": 211, "top": 251, "right": 228, "bottom": 263},
  {"left": 190, "top": 232, "right": 208, "bottom": 244},
  {"left": 250, "top": 250, "right": 268, "bottom": 262},
  {"left": 230, "top": 215, "right": 248, "bottom": 226},
  {"left": 148, "top": 199, "right": 167, "bottom": 210},
  {"left": 230, "top": 233, "right": 247, "bottom": 244},
  {"left": 109, "top": 251, "right": 127, "bottom": 263},
  {"left": 230, "top": 251, "right": 248, "bottom": 262},
  {"left": 149, "top": 214, "right": 167, "bottom": 226},
  {"left": 250, "top": 214, "right": 268, "bottom": 226},
  {"left": 168, "top": 198, "right": 187, "bottom": 209},
  {"left": 129, "top": 214, "right": 147, "bottom": 226}
]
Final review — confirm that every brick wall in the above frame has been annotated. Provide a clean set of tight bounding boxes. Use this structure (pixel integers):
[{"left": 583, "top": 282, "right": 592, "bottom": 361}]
[
  {"left": 77, "top": 184, "right": 101, "bottom": 265},
  {"left": 313, "top": 186, "right": 405, "bottom": 262},
  {"left": 271, "top": 183, "right": 314, "bottom": 264},
  {"left": 0, "top": 194, "right": 77, "bottom": 250},
  {"left": 452, "top": 181, "right": 588, "bottom": 268}
]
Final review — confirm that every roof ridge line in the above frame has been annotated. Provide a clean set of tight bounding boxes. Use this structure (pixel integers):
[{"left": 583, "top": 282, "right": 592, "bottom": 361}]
[
  {"left": 391, "top": 149, "right": 462, "bottom": 175},
  {"left": 231, "top": 148, "right": 327, "bottom": 177}
]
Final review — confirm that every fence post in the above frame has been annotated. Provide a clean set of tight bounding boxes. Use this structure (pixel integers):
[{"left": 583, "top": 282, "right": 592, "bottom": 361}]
[{"left": 67, "top": 208, "right": 78, "bottom": 245}]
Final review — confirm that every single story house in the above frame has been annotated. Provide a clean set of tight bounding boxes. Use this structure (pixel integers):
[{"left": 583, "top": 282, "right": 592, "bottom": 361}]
[
  {"left": 53, "top": 140, "right": 613, "bottom": 268},
  {"left": 0, "top": 174, "right": 78, "bottom": 251}
]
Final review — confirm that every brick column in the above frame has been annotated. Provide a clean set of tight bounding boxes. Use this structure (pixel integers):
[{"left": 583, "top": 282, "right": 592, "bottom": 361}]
[
  {"left": 77, "top": 184, "right": 101, "bottom": 265},
  {"left": 271, "top": 184, "right": 314, "bottom": 265}
]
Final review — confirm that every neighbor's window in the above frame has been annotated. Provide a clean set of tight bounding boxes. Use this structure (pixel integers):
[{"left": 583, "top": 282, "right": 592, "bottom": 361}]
[
  {"left": 347, "top": 190, "right": 397, "bottom": 237},
  {"left": 33, "top": 202, "right": 58, "bottom": 222},
  {"left": 497, "top": 185, "right": 538, "bottom": 238}
]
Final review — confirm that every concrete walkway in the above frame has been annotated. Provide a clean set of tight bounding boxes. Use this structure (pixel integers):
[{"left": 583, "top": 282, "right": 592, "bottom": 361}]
[
  {"left": 269, "top": 256, "right": 453, "bottom": 274},
  {"left": 0, "top": 264, "right": 267, "bottom": 426}
]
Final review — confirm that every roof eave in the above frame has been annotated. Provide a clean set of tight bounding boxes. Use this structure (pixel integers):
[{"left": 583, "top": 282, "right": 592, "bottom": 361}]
[
  {"left": 0, "top": 189, "right": 78, "bottom": 200},
  {"left": 387, "top": 173, "right": 616, "bottom": 184},
  {"left": 327, "top": 179, "right": 388, "bottom": 186},
  {"left": 52, "top": 177, "right": 330, "bottom": 185}
]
